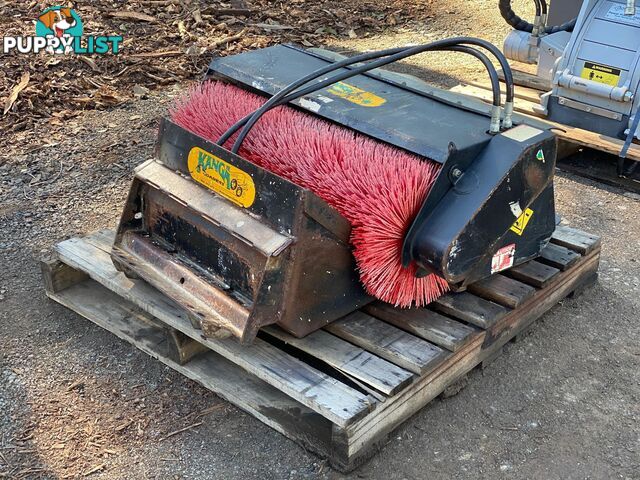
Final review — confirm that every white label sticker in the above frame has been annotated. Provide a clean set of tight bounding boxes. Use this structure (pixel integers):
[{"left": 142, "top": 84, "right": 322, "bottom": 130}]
[
  {"left": 509, "top": 201, "right": 523, "bottom": 218},
  {"left": 316, "top": 95, "right": 334, "bottom": 104},
  {"left": 605, "top": 4, "right": 640, "bottom": 25},
  {"left": 299, "top": 97, "right": 322, "bottom": 112},
  {"left": 501, "top": 125, "right": 544, "bottom": 143},
  {"left": 491, "top": 244, "right": 516, "bottom": 274}
]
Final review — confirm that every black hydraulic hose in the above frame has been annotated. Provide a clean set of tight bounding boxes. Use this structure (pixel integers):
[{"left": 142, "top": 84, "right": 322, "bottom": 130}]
[
  {"left": 539, "top": 0, "right": 548, "bottom": 15},
  {"left": 220, "top": 40, "right": 513, "bottom": 147},
  {"left": 226, "top": 37, "right": 513, "bottom": 153},
  {"left": 216, "top": 46, "right": 407, "bottom": 147},
  {"left": 447, "top": 46, "right": 501, "bottom": 107},
  {"left": 499, "top": 0, "right": 575, "bottom": 34},
  {"left": 230, "top": 38, "right": 508, "bottom": 153},
  {"left": 218, "top": 44, "right": 503, "bottom": 149},
  {"left": 532, "top": 0, "right": 541, "bottom": 17}
]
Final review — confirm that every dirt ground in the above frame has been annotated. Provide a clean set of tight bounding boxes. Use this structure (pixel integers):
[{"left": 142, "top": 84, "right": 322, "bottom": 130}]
[{"left": 1, "top": 0, "right": 639, "bottom": 479}]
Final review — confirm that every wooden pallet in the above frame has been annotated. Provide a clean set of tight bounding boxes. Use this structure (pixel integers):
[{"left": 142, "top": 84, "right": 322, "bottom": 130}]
[
  {"left": 450, "top": 62, "right": 640, "bottom": 165},
  {"left": 41, "top": 227, "right": 600, "bottom": 472}
]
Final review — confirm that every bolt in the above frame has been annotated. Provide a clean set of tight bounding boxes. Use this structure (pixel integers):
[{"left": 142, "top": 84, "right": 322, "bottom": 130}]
[{"left": 451, "top": 168, "right": 463, "bottom": 178}]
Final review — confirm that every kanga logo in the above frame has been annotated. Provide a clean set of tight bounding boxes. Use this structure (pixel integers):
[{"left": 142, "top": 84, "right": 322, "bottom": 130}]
[{"left": 36, "top": 7, "right": 83, "bottom": 53}]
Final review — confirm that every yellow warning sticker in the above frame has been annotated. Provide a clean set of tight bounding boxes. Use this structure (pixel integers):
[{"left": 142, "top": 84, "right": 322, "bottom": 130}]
[
  {"left": 188, "top": 147, "right": 256, "bottom": 208},
  {"left": 510, "top": 208, "right": 534, "bottom": 236},
  {"left": 580, "top": 61, "right": 621, "bottom": 87},
  {"left": 326, "top": 82, "right": 386, "bottom": 107}
]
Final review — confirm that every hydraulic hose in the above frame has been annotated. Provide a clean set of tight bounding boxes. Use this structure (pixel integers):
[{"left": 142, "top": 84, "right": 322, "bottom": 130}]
[
  {"left": 448, "top": 46, "right": 501, "bottom": 107},
  {"left": 218, "top": 44, "right": 503, "bottom": 148},
  {"left": 539, "top": 0, "right": 547, "bottom": 15},
  {"left": 532, "top": 0, "right": 541, "bottom": 17},
  {"left": 230, "top": 38, "right": 507, "bottom": 152},
  {"left": 499, "top": 0, "right": 575, "bottom": 34},
  {"left": 216, "top": 46, "right": 408, "bottom": 147},
  {"left": 222, "top": 37, "right": 513, "bottom": 153},
  {"left": 445, "top": 45, "right": 503, "bottom": 132}
]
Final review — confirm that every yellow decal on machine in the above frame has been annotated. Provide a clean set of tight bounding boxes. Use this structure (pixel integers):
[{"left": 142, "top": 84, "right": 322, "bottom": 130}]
[
  {"left": 580, "top": 61, "right": 621, "bottom": 87},
  {"left": 188, "top": 147, "right": 256, "bottom": 208},
  {"left": 510, "top": 208, "right": 534, "bottom": 236},
  {"left": 326, "top": 82, "right": 387, "bottom": 107}
]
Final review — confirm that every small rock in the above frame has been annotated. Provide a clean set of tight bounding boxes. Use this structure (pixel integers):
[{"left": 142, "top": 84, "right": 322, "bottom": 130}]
[{"left": 133, "top": 84, "right": 150, "bottom": 98}]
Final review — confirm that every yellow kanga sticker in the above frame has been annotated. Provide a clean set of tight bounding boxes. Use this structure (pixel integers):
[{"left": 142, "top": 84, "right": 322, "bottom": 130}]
[
  {"left": 510, "top": 208, "right": 534, "bottom": 236},
  {"left": 188, "top": 147, "right": 256, "bottom": 208},
  {"left": 326, "top": 82, "right": 386, "bottom": 107},
  {"left": 580, "top": 61, "right": 621, "bottom": 87}
]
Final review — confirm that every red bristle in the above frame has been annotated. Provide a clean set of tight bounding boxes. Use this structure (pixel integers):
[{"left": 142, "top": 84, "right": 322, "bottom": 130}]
[{"left": 170, "top": 81, "right": 450, "bottom": 307}]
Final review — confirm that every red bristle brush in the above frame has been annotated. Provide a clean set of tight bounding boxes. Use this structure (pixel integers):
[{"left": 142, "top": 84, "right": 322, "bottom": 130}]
[{"left": 171, "top": 81, "right": 449, "bottom": 307}]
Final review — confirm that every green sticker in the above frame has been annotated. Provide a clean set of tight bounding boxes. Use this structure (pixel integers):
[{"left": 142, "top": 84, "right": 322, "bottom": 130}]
[{"left": 536, "top": 149, "right": 545, "bottom": 163}]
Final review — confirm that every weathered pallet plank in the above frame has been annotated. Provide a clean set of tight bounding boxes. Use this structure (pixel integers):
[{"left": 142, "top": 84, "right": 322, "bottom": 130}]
[
  {"left": 498, "top": 65, "right": 551, "bottom": 91},
  {"left": 506, "top": 260, "right": 560, "bottom": 288},
  {"left": 466, "top": 79, "right": 543, "bottom": 104},
  {"left": 325, "top": 312, "right": 447, "bottom": 375},
  {"left": 54, "top": 234, "right": 374, "bottom": 428},
  {"left": 263, "top": 327, "right": 414, "bottom": 396},
  {"left": 552, "top": 225, "right": 602, "bottom": 255},
  {"left": 450, "top": 84, "right": 544, "bottom": 118},
  {"left": 539, "top": 243, "right": 581, "bottom": 271},
  {"left": 434, "top": 292, "right": 509, "bottom": 329},
  {"left": 467, "top": 275, "right": 537, "bottom": 309},
  {"left": 557, "top": 149, "right": 640, "bottom": 195},
  {"left": 364, "top": 302, "right": 477, "bottom": 352}
]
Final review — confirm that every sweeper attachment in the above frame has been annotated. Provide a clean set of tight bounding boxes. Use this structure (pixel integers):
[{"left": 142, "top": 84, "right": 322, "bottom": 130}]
[{"left": 111, "top": 41, "right": 558, "bottom": 343}]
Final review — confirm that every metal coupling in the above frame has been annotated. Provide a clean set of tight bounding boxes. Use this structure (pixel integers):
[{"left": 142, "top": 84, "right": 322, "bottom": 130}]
[
  {"left": 540, "top": 12, "right": 549, "bottom": 35},
  {"left": 502, "top": 102, "right": 514, "bottom": 129},
  {"left": 490, "top": 105, "right": 502, "bottom": 134},
  {"left": 532, "top": 15, "right": 541, "bottom": 37}
]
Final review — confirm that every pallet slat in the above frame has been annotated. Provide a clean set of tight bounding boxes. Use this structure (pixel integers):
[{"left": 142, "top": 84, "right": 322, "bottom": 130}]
[
  {"left": 507, "top": 260, "right": 560, "bottom": 288},
  {"left": 434, "top": 292, "right": 509, "bottom": 329},
  {"left": 325, "top": 312, "right": 447, "bottom": 375},
  {"left": 552, "top": 225, "right": 602, "bottom": 255},
  {"left": 263, "top": 327, "right": 414, "bottom": 396},
  {"left": 539, "top": 243, "right": 581, "bottom": 271},
  {"left": 467, "top": 275, "right": 536, "bottom": 309},
  {"left": 466, "top": 80, "right": 543, "bottom": 104},
  {"left": 498, "top": 66, "right": 551, "bottom": 91},
  {"left": 364, "top": 303, "right": 477, "bottom": 352},
  {"left": 450, "top": 84, "right": 544, "bottom": 118},
  {"left": 55, "top": 234, "right": 374, "bottom": 428}
]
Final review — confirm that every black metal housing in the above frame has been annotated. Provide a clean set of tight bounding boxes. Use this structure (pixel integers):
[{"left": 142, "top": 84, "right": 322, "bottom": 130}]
[
  {"left": 112, "top": 120, "right": 371, "bottom": 343},
  {"left": 207, "top": 45, "right": 559, "bottom": 289}
]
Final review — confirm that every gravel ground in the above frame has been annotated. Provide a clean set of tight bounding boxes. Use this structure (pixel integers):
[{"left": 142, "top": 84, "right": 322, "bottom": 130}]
[{"left": 1, "top": 1, "right": 639, "bottom": 479}]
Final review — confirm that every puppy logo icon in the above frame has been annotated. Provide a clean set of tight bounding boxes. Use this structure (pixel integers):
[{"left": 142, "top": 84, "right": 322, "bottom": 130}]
[
  {"left": 2, "top": 6, "right": 121, "bottom": 55},
  {"left": 35, "top": 7, "right": 83, "bottom": 53}
]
